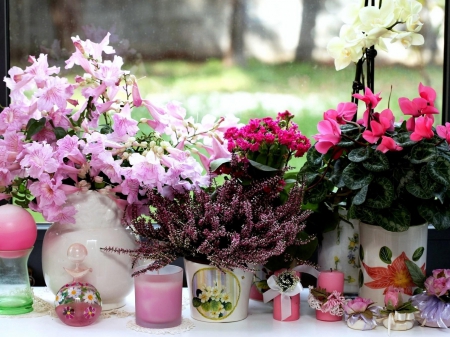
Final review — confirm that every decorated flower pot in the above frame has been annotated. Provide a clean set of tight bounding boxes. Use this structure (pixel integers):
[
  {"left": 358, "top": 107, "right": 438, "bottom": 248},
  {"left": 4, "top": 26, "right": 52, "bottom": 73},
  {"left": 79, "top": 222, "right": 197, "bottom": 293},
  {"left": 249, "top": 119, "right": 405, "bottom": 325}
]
[
  {"left": 184, "top": 258, "right": 253, "bottom": 322},
  {"left": 42, "top": 191, "right": 136, "bottom": 310},
  {"left": 382, "top": 312, "right": 415, "bottom": 331},
  {"left": 358, "top": 222, "right": 427, "bottom": 306}
]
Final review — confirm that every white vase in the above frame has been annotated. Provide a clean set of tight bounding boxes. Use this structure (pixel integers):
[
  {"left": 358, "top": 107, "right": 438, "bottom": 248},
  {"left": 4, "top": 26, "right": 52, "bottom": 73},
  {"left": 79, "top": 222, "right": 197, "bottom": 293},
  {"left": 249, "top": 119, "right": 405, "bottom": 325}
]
[
  {"left": 359, "top": 222, "right": 428, "bottom": 306},
  {"left": 42, "top": 191, "right": 136, "bottom": 310},
  {"left": 318, "top": 215, "right": 360, "bottom": 295},
  {"left": 184, "top": 258, "right": 253, "bottom": 322}
]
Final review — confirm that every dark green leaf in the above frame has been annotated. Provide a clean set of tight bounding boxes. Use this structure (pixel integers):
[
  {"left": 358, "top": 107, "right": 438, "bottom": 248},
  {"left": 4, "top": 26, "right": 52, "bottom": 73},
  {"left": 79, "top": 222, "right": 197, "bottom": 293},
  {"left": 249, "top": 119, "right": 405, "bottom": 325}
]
[
  {"left": 362, "top": 150, "right": 389, "bottom": 172},
  {"left": 353, "top": 185, "right": 368, "bottom": 205},
  {"left": 342, "top": 162, "right": 373, "bottom": 190},
  {"left": 428, "top": 157, "right": 450, "bottom": 186},
  {"left": 348, "top": 147, "right": 370, "bottom": 162},
  {"left": 406, "top": 180, "right": 434, "bottom": 199},
  {"left": 248, "top": 159, "right": 279, "bottom": 172},
  {"left": 379, "top": 246, "right": 393, "bottom": 264},
  {"left": 412, "top": 247, "right": 424, "bottom": 262},
  {"left": 405, "top": 260, "right": 426, "bottom": 289},
  {"left": 224, "top": 302, "right": 232, "bottom": 311},
  {"left": 100, "top": 125, "right": 113, "bottom": 134},
  {"left": 359, "top": 269, "right": 364, "bottom": 288},
  {"left": 210, "top": 158, "right": 230, "bottom": 172},
  {"left": 375, "top": 203, "right": 410, "bottom": 232},
  {"left": 304, "top": 183, "right": 328, "bottom": 204},
  {"left": 394, "top": 132, "right": 416, "bottom": 147},
  {"left": 410, "top": 143, "right": 436, "bottom": 164},
  {"left": 359, "top": 244, "right": 364, "bottom": 261},
  {"left": 25, "top": 117, "right": 46, "bottom": 140},
  {"left": 53, "top": 127, "right": 67, "bottom": 140},
  {"left": 306, "top": 147, "right": 323, "bottom": 167},
  {"left": 418, "top": 201, "right": 450, "bottom": 230},
  {"left": 364, "top": 177, "right": 394, "bottom": 209},
  {"left": 192, "top": 297, "right": 202, "bottom": 308}
]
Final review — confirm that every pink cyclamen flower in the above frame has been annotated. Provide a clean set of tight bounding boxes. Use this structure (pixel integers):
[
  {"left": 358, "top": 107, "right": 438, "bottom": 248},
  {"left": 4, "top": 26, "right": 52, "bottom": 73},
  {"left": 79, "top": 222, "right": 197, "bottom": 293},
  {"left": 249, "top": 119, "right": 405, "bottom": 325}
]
[
  {"left": 411, "top": 116, "right": 434, "bottom": 141},
  {"left": 418, "top": 82, "right": 439, "bottom": 114},
  {"left": 353, "top": 87, "right": 382, "bottom": 110},
  {"left": 436, "top": 123, "right": 450, "bottom": 144},
  {"left": 343, "top": 297, "right": 374, "bottom": 315},
  {"left": 377, "top": 136, "right": 403, "bottom": 153},
  {"left": 323, "top": 102, "right": 358, "bottom": 125},
  {"left": 313, "top": 119, "right": 341, "bottom": 154},
  {"left": 362, "top": 109, "right": 395, "bottom": 144}
]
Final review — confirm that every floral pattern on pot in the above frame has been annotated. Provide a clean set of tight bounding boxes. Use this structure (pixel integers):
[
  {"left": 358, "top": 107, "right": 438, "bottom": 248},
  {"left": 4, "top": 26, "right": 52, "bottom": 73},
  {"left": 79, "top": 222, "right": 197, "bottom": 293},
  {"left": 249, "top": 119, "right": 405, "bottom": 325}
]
[
  {"left": 191, "top": 268, "right": 240, "bottom": 320},
  {"left": 55, "top": 282, "right": 102, "bottom": 307},
  {"left": 361, "top": 248, "right": 425, "bottom": 295}
]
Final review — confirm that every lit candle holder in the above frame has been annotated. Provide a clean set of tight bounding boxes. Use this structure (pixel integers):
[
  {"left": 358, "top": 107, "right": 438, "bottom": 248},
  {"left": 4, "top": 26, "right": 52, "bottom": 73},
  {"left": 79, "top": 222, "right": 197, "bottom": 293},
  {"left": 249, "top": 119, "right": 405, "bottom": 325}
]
[
  {"left": 134, "top": 265, "right": 183, "bottom": 329},
  {"left": 316, "top": 269, "right": 344, "bottom": 322}
]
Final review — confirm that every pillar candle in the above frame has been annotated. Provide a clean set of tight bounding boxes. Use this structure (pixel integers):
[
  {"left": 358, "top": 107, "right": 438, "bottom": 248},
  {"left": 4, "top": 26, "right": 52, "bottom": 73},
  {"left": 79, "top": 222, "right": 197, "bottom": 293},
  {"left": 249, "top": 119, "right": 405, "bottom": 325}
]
[
  {"left": 134, "top": 265, "right": 183, "bottom": 329},
  {"left": 316, "top": 269, "right": 344, "bottom": 322}
]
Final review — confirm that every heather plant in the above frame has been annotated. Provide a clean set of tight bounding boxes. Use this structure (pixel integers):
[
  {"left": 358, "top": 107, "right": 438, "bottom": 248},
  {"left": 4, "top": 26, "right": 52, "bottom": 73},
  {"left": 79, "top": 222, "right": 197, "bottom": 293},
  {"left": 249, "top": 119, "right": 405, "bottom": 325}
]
[{"left": 102, "top": 158, "right": 315, "bottom": 275}]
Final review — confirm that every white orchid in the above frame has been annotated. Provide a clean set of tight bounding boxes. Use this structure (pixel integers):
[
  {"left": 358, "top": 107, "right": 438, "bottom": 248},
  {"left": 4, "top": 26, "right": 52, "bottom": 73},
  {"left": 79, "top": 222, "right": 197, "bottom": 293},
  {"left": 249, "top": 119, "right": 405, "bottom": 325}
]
[{"left": 329, "top": 0, "right": 425, "bottom": 70}]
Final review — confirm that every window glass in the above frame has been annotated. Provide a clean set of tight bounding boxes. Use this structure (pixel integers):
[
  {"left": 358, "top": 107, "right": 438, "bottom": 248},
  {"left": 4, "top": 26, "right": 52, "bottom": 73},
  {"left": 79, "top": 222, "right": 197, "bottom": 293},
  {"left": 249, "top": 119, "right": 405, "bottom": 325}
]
[{"left": 8, "top": 0, "right": 445, "bottom": 168}]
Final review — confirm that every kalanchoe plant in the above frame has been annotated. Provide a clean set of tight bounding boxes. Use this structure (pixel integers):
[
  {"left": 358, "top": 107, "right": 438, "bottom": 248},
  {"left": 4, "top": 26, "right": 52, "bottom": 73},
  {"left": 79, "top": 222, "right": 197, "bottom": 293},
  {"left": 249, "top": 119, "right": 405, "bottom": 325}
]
[
  {"left": 301, "top": 83, "right": 450, "bottom": 232},
  {"left": 102, "top": 157, "right": 314, "bottom": 275}
]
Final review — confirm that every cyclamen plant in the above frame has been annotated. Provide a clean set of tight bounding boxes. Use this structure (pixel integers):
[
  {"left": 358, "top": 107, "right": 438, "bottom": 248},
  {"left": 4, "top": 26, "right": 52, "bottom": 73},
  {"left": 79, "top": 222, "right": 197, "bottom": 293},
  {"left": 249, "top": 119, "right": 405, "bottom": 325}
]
[{"left": 0, "top": 33, "right": 236, "bottom": 224}]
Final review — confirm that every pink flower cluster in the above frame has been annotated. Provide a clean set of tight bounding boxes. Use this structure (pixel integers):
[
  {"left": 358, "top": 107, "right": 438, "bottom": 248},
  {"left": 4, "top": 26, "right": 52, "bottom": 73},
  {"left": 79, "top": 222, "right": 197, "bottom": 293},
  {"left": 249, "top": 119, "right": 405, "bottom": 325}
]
[
  {"left": 424, "top": 269, "right": 450, "bottom": 298},
  {"left": 313, "top": 83, "right": 444, "bottom": 155},
  {"left": 224, "top": 111, "right": 310, "bottom": 164},
  {"left": 0, "top": 33, "right": 236, "bottom": 223}
]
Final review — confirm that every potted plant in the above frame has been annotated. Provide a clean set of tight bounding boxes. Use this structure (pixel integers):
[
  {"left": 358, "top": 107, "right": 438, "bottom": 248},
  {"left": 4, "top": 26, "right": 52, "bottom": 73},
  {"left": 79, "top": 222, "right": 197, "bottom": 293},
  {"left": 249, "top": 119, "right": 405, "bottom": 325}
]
[
  {"left": 300, "top": 0, "right": 450, "bottom": 305},
  {"left": 0, "top": 33, "right": 236, "bottom": 309},
  {"left": 103, "top": 111, "right": 316, "bottom": 322}
]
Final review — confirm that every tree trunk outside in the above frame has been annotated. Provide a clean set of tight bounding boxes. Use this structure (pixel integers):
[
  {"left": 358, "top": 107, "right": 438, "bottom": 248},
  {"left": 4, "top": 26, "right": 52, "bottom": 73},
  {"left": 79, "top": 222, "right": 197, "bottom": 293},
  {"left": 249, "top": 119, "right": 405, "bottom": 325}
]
[{"left": 295, "top": 0, "right": 323, "bottom": 62}]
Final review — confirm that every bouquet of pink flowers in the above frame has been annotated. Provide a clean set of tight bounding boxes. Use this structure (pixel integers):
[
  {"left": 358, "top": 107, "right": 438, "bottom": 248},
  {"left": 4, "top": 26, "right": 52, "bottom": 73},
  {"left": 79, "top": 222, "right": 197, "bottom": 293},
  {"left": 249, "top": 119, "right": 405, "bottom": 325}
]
[{"left": 0, "top": 33, "right": 236, "bottom": 224}]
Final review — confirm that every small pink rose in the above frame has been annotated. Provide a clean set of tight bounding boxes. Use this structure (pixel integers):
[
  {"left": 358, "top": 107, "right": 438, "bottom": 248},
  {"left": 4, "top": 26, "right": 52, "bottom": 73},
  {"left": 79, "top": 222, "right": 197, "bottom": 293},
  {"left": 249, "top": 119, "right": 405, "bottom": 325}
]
[
  {"left": 343, "top": 297, "right": 373, "bottom": 314},
  {"left": 384, "top": 286, "right": 402, "bottom": 308}
]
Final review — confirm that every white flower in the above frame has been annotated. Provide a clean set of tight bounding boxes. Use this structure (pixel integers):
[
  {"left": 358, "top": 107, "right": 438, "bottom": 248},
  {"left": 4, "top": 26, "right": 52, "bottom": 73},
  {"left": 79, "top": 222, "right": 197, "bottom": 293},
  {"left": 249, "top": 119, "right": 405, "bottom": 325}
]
[
  {"left": 199, "top": 292, "right": 210, "bottom": 303},
  {"left": 83, "top": 290, "right": 96, "bottom": 304},
  {"left": 327, "top": 27, "right": 364, "bottom": 71},
  {"left": 394, "top": 0, "right": 423, "bottom": 23},
  {"left": 67, "top": 286, "right": 81, "bottom": 298},
  {"left": 359, "top": 0, "right": 396, "bottom": 33},
  {"left": 209, "top": 310, "right": 220, "bottom": 319},
  {"left": 221, "top": 292, "right": 231, "bottom": 303},
  {"left": 390, "top": 31, "right": 424, "bottom": 48}
]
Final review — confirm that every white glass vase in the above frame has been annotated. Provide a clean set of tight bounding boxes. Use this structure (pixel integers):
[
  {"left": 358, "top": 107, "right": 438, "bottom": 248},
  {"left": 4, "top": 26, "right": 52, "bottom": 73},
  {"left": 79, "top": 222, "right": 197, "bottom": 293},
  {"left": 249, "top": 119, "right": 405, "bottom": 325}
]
[{"left": 42, "top": 191, "right": 136, "bottom": 310}]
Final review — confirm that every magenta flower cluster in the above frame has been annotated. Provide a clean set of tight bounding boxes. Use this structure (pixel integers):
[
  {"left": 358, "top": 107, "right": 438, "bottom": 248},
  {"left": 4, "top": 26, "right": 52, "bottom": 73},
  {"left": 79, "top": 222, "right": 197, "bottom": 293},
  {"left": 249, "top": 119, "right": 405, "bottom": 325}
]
[{"left": 224, "top": 111, "right": 310, "bottom": 169}]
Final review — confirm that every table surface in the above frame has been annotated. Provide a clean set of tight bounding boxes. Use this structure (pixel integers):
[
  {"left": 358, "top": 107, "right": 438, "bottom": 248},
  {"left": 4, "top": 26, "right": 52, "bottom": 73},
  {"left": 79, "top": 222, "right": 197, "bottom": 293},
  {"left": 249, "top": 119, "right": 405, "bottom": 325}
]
[{"left": 1, "top": 288, "right": 447, "bottom": 337}]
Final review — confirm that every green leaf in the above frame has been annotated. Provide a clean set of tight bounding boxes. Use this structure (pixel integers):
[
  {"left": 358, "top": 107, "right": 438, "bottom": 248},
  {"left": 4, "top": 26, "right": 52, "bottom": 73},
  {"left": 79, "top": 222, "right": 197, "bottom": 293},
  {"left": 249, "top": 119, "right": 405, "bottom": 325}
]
[
  {"left": 53, "top": 127, "right": 67, "bottom": 140},
  {"left": 418, "top": 201, "right": 450, "bottom": 230},
  {"left": 201, "top": 301, "right": 211, "bottom": 311},
  {"left": 210, "top": 158, "right": 230, "bottom": 172},
  {"left": 364, "top": 177, "right": 394, "bottom": 209},
  {"left": 359, "top": 244, "right": 364, "bottom": 261},
  {"left": 428, "top": 157, "right": 450, "bottom": 186},
  {"left": 412, "top": 247, "right": 424, "bottom": 262},
  {"left": 362, "top": 150, "right": 389, "bottom": 172},
  {"left": 379, "top": 246, "right": 393, "bottom": 264},
  {"left": 25, "top": 117, "right": 46, "bottom": 140},
  {"left": 406, "top": 180, "right": 434, "bottom": 199},
  {"left": 410, "top": 143, "right": 436, "bottom": 164},
  {"left": 394, "top": 132, "right": 416, "bottom": 147},
  {"left": 405, "top": 260, "right": 426, "bottom": 289},
  {"left": 359, "top": 269, "right": 364, "bottom": 288},
  {"left": 375, "top": 203, "right": 410, "bottom": 232},
  {"left": 224, "top": 302, "right": 232, "bottom": 311},
  {"left": 342, "top": 162, "right": 373, "bottom": 190},
  {"left": 352, "top": 185, "right": 368, "bottom": 205},
  {"left": 192, "top": 297, "right": 202, "bottom": 308},
  {"left": 248, "top": 159, "right": 279, "bottom": 172},
  {"left": 306, "top": 147, "right": 323, "bottom": 167},
  {"left": 348, "top": 147, "right": 370, "bottom": 162},
  {"left": 209, "top": 300, "right": 221, "bottom": 311},
  {"left": 304, "top": 183, "right": 328, "bottom": 204}
]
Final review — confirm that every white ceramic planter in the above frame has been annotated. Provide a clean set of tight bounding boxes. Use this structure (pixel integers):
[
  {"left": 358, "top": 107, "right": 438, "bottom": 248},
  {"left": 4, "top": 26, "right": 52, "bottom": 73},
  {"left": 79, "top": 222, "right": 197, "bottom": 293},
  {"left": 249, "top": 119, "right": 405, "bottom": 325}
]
[
  {"left": 318, "top": 215, "right": 360, "bottom": 295},
  {"left": 42, "top": 191, "right": 136, "bottom": 310},
  {"left": 184, "top": 258, "right": 253, "bottom": 322},
  {"left": 359, "top": 222, "right": 428, "bottom": 306}
]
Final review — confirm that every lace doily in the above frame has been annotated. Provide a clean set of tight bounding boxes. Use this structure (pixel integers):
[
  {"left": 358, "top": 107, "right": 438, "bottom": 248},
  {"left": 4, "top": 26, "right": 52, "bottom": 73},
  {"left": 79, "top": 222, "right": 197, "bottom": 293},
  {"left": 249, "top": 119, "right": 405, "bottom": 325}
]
[
  {"left": 126, "top": 318, "right": 195, "bottom": 334},
  {"left": 307, "top": 292, "right": 345, "bottom": 316}
]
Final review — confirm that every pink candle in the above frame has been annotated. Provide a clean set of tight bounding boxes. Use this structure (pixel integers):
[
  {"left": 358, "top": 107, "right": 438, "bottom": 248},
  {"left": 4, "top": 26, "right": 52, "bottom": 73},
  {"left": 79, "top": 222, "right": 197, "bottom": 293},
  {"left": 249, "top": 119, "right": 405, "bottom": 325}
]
[
  {"left": 316, "top": 269, "right": 344, "bottom": 322},
  {"left": 134, "top": 265, "right": 183, "bottom": 329}
]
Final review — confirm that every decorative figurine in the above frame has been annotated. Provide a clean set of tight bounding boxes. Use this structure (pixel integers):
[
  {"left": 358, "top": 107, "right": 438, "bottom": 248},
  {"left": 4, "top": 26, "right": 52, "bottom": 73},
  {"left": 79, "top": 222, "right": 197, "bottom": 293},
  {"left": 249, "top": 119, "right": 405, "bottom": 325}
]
[{"left": 54, "top": 243, "right": 102, "bottom": 327}]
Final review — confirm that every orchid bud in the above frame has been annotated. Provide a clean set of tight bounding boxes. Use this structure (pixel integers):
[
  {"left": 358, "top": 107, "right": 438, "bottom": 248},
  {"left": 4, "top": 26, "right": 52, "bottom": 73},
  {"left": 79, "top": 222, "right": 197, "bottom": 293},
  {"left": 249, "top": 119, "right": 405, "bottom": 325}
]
[
  {"left": 149, "top": 141, "right": 156, "bottom": 148},
  {"left": 140, "top": 141, "right": 148, "bottom": 148},
  {"left": 124, "top": 141, "right": 132, "bottom": 148},
  {"left": 160, "top": 141, "right": 171, "bottom": 149},
  {"left": 139, "top": 118, "right": 148, "bottom": 123}
]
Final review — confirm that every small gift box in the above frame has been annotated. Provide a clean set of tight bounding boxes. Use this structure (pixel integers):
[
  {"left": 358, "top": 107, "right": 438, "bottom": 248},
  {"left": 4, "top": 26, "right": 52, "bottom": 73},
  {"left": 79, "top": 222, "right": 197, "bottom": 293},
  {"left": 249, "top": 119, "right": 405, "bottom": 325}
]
[{"left": 263, "top": 269, "right": 302, "bottom": 321}]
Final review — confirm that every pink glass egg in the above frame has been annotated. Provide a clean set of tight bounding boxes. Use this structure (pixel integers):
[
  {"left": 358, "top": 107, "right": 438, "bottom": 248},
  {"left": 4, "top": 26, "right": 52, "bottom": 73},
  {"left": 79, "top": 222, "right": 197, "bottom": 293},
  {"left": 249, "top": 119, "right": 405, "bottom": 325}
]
[
  {"left": 55, "top": 282, "right": 102, "bottom": 327},
  {"left": 0, "top": 204, "right": 37, "bottom": 251}
]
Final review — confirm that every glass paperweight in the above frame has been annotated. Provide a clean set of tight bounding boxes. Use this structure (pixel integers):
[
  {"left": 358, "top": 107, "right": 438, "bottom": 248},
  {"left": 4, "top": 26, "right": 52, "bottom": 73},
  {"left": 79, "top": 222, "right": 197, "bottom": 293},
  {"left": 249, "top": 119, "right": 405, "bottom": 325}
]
[{"left": 54, "top": 243, "right": 102, "bottom": 327}]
